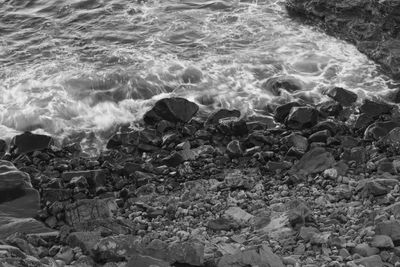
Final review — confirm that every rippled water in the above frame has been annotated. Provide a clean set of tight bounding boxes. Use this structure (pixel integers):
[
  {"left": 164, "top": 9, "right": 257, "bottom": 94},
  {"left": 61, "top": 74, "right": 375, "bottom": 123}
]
[{"left": 0, "top": 0, "right": 397, "bottom": 152}]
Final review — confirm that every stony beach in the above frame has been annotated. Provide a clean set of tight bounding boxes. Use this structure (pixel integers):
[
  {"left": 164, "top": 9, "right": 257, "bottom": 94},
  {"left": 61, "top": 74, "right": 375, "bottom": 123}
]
[{"left": 2, "top": 0, "right": 400, "bottom": 267}]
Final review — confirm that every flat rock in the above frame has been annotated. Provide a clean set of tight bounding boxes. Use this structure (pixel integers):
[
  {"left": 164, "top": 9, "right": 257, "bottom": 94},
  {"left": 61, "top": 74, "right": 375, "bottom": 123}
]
[
  {"left": 0, "top": 217, "right": 52, "bottom": 239},
  {"left": 9, "top": 132, "right": 53, "bottom": 154},
  {"left": 217, "top": 244, "right": 285, "bottom": 267}
]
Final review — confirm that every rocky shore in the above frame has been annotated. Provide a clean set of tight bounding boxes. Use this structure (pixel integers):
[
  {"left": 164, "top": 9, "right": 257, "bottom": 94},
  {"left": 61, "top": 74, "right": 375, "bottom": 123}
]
[
  {"left": 286, "top": 0, "right": 400, "bottom": 82},
  {"left": 3, "top": 89, "right": 400, "bottom": 267}
]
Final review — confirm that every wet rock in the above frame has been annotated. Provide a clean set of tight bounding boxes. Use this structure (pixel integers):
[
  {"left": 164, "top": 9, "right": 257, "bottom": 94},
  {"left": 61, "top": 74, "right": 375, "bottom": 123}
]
[
  {"left": 10, "top": 132, "right": 53, "bottom": 154},
  {"left": 144, "top": 97, "right": 199, "bottom": 125},
  {"left": 205, "top": 109, "right": 241, "bottom": 125},
  {"left": 364, "top": 120, "right": 400, "bottom": 139},
  {"left": 354, "top": 114, "right": 375, "bottom": 131},
  {"left": 308, "top": 129, "right": 330, "bottom": 143},
  {"left": 263, "top": 75, "right": 304, "bottom": 95},
  {"left": 217, "top": 118, "right": 248, "bottom": 136},
  {"left": 182, "top": 66, "right": 203, "bottom": 83},
  {"left": 317, "top": 101, "right": 343, "bottom": 117},
  {"left": 360, "top": 99, "right": 393, "bottom": 118},
  {"left": 327, "top": 87, "right": 358, "bottom": 106},
  {"left": 217, "top": 244, "right": 284, "bottom": 267},
  {"left": 274, "top": 102, "right": 302, "bottom": 123},
  {"left": 226, "top": 140, "right": 243, "bottom": 158},
  {"left": 289, "top": 147, "right": 335, "bottom": 177},
  {"left": 285, "top": 106, "right": 319, "bottom": 130}
]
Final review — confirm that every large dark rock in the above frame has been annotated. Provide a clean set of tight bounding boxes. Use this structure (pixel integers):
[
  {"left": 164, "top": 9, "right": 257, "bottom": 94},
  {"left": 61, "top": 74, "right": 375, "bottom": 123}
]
[
  {"left": 144, "top": 97, "right": 199, "bottom": 125},
  {"left": 285, "top": 106, "right": 319, "bottom": 130},
  {"left": 286, "top": 0, "right": 400, "bottom": 80},
  {"left": 359, "top": 99, "right": 393, "bottom": 118},
  {"left": 274, "top": 102, "right": 302, "bottom": 123},
  {"left": 10, "top": 132, "right": 53, "bottom": 154},
  {"left": 326, "top": 87, "right": 358, "bottom": 106}
]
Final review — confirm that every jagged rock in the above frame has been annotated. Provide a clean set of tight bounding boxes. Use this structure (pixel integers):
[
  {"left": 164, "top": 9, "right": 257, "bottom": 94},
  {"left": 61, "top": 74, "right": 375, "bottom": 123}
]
[
  {"left": 274, "top": 102, "right": 302, "bottom": 123},
  {"left": 205, "top": 109, "right": 241, "bottom": 125},
  {"left": 144, "top": 97, "right": 199, "bottom": 125},
  {"left": 217, "top": 244, "right": 285, "bottom": 267},
  {"left": 286, "top": 0, "right": 400, "bottom": 80},
  {"left": 9, "top": 132, "right": 53, "bottom": 154},
  {"left": 285, "top": 106, "right": 319, "bottom": 130},
  {"left": 263, "top": 75, "right": 304, "bottom": 95},
  {"left": 326, "top": 87, "right": 358, "bottom": 106},
  {"left": 61, "top": 170, "right": 107, "bottom": 193},
  {"left": 289, "top": 147, "right": 335, "bottom": 177}
]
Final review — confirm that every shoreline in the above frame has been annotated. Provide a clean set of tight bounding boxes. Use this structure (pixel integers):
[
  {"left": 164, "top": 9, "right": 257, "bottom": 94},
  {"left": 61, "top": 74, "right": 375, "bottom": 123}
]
[{"left": 2, "top": 91, "right": 400, "bottom": 266}]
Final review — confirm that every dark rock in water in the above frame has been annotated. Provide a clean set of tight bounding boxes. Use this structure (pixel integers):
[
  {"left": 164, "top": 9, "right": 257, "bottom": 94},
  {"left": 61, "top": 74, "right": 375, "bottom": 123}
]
[
  {"left": 217, "top": 244, "right": 284, "bottom": 267},
  {"left": 290, "top": 147, "right": 335, "bottom": 177},
  {"left": 0, "top": 139, "right": 6, "bottom": 154},
  {"left": 144, "top": 97, "right": 199, "bottom": 125},
  {"left": 326, "top": 87, "right": 358, "bottom": 106},
  {"left": 364, "top": 121, "right": 400, "bottom": 139},
  {"left": 274, "top": 102, "right": 302, "bottom": 123},
  {"left": 226, "top": 140, "right": 243, "bottom": 158},
  {"left": 317, "top": 101, "right": 343, "bottom": 117},
  {"left": 262, "top": 75, "right": 304, "bottom": 96},
  {"left": 10, "top": 132, "right": 53, "bottom": 154},
  {"left": 205, "top": 109, "right": 241, "bottom": 125},
  {"left": 286, "top": 106, "right": 319, "bottom": 130},
  {"left": 354, "top": 114, "right": 375, "bottom": 131},
  {"left": 286, "top": 0, "right": 400, "bottom": 80},
  {"left": 359, "top": 99, "right": 392, "bottom": 118},
  {"left": 217, "top": 118, "right": 248, "bottom": 136},
  {"left": 308, "top": 130, "right": 330, "bottom": 143}
]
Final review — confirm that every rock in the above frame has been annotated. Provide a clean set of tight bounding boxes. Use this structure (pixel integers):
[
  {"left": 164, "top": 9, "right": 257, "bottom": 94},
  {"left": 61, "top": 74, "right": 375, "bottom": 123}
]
[
  {"left": 217, "top": 244, "right": 285, "bottom": 267},
  {"left": 224, "top": 207, "right": 254, "bottom": 226},
  {"left": 65, "top": 198, "right": 118, "bottom": 231},
  {"left": 364, "top": 121, "right": 400, "bottom": 140},
  {"left": 126, "top": 254, "right": 171, "bottom": 267},
  {"left": 217, "top": 118, "right": 248, "bottom": 136},
  {"left": 167, "top": 241, "right": 204, "bottom": 266},
  {"left": 375, "top": 220, "right": 400, "bottom": 244},
  {"left": 62, "top": 170, "right": 107, "bottom": 193},
  {"left": 66, "top": 232, "right": 102, "bottom": 255},
  {"left": 0, "top": 161, "right": 40, "bottom": 217},
  {"left": 263, "top": 75, "right": 304, "bottom": 95},
  {"left": 274, "top": 102, "right": 302, "bottom": 123},
  {"left": 326, "top": 87, "right": 358, "bottom": 106},
  {"left": 205, "top": 109, "right": 241, "bottom": 125},
  {"left": 289, "top": 147, "right": 335, "bottom": 177},
  {"left": 299, "top": 226, "right": 320, "bottom": 242},
  {"left": 371, "top": 235, "right": 394, "bottom": 248},
  {"left": 224, "top": 169, "right": 257, "bottom": 190},
  {"left": 226, "top": 140, "right": 243, "bottom": 158},
  {"left": 55, "top": 246, "right": 74, "bottom": 265},
  {"left": 0, "top": 217, "right": 52, "bottom": 239},
  {"left": 383, "top": 127, "right": 400, "bottom": 145},
  {"left": 285, "top": 106, "right": 319, "bottom": 130},
  {"left": 360, "top": 99, "right": 393, "bottom": 118},
  {"left": 282, "top": 133, "right": 308, "bottom": 152},
  {"left": 144, "top": 98, "right": 199, "bottom": 125},
  {"left": 9, "top": 132, "right": 53, "bottom": 154},
  {"left": 308, "top": 129, "right": 330, "bottom": 143},
  {"left": 353, "top": 255, "right": 383, "bottom": 267},
  {"left": 182, "top": 66, "right": 203, "bottom": 83},
  {"left": 207, "top": 218, "right": 238, "bottom": 231},
  {"left": 317, "top": 100, "right": 343, "bottom": 117},
  {"left": 285, "top": 0, "right": 400, "bottom": 80},
  {"left": 357, "top": 178, "right": 398, "bottom": 197},
  {"left": 352, "top": 243, "right": 379, "bottom": 257}
]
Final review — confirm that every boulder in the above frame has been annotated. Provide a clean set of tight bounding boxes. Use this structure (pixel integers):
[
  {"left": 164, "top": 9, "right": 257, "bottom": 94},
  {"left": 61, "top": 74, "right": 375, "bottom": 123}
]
[
  {"left": 10, "top": 132, "right": 53, "bottom": 154},
  {"left": 205, "top": 109, "right": 241, "bottom": 125},
  {"left": 217, "top": 244, "right": 285, "bottom": 267},
  {"left": 143, "top": 98, "right": 199, "bottom": 125},
  {"left": 360, "top": 99, "right": 393, "bottom": 118},
  {"left": 289, "top": 147, "right": 335, "bottom": 177},
  {"left": 274, "top": 102, "right": 302, "bottom": 123},
  {"left": 285, "top": 106, "right": 319, "bottom": 130},
  {"left": 326, "top": 87, "right": 357, "bottom": 106}
]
